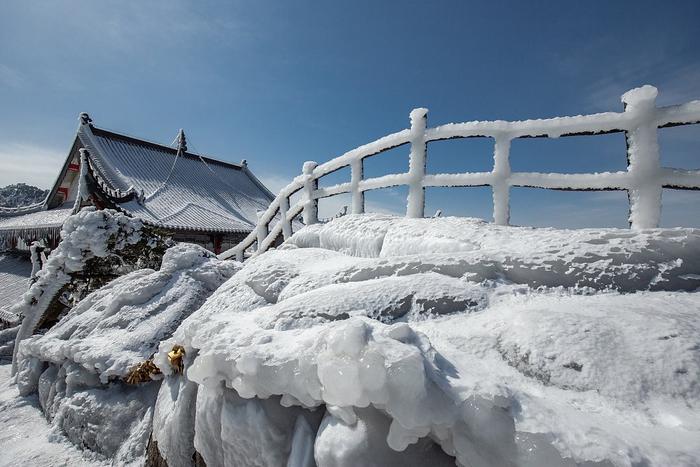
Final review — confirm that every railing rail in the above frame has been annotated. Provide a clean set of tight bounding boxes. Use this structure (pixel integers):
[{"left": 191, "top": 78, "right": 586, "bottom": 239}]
[{"left": 219, "top": 85, "right": 700, "bottom": 261}]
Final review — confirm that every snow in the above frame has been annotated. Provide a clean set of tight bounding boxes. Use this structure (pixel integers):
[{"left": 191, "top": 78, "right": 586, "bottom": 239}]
[
  {"left": 150, "top": 214, "right": 700, "bottom": 466},
  {"left": 10, "top": 241, "right": 237, "bottom": 463},
  {"left": 285, "top": 214, "right": 700, "bottom": 291},
  {"left": 16, "top": 242, "right": 238, "bottom": 382},
  {"left": 0, "top": 254, "right": 31, "bottom": 328},
  {"left": 622, "top": 85, "right": 662, "bottom": 229},
  {"left": 491, "top": 135, "right": 511, "bottom": 225},
  {"left": 78, "top": 119, "right": 274, "bottom": 233},
  {"left": 0, "top": 207, "right": 74, "bottom": 230},
  {"left": 11, "top": 208, "right": 153, "bottom": 372},
  {"left": 406, "top": 107, "right": 428, "bottom": 218},
  {"left": 0, "top": 363, "right": 108, "bottom": 467},
  {"left": 3, "top": 208, "right": 699, "bottom": 465}
]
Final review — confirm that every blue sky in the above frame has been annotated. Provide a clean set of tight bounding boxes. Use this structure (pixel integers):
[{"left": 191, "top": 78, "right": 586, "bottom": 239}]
[{"left": 1, "top": 0, "right": 699, "bottom": 227}]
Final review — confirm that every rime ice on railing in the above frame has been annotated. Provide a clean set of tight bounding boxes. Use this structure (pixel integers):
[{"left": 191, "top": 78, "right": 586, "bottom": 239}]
[
  {"left": 622, "top": 85, "right": 663, "bottom": 229},
  {"left": 219, "top": 85, "right": 700, "bottom": 261}
]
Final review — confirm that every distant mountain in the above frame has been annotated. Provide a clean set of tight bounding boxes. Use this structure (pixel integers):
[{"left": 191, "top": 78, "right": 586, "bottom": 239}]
[{"left": 0, "top": 183, "right": 48, "bottom": 208}]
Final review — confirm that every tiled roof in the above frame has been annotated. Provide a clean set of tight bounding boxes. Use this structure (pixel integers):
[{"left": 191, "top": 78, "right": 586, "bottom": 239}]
[
  {"left": 79, "top": 124, "right": 274, "bottom": 233},
  {"left": 0, "top": 254, "right": 31, "bottom": 324},
  {"left": 0, "top": 116, "right": 275, "bottom": 236}
]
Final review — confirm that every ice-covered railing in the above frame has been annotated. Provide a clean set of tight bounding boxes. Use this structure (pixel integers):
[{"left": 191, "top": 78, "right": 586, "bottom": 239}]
[{"left": 219, "top": 85, "right": 700, "bottom": 261}]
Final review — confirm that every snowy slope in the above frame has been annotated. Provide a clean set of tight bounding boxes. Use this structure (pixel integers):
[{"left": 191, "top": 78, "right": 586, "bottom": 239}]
[{"left": 153, "top": 214, "right": 700, "bottom": 467}]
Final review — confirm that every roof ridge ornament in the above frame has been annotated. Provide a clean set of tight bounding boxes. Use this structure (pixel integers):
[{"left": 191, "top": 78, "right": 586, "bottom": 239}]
[
  {"left": 177, "top": 129, "right": 187, "bottom": 153},
  {"left": 79, "top": 112, "right": 92, "bottom": 126}
]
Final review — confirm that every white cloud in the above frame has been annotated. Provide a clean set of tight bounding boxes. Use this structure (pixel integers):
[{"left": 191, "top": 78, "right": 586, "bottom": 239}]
[{"left": 0, "top": 143, "right": 65, "bottom": 189}]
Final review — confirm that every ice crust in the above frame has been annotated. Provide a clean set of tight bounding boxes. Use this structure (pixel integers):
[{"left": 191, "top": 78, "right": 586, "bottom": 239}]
[
  {"left": 16, "top": 243, "right": 238, "bottom": 382},
  {"left": 6, "top": 212, "right": 699, "bottom": 466},
  {"left": 152, "top": 214, "right": 700, "bottom": 466}
]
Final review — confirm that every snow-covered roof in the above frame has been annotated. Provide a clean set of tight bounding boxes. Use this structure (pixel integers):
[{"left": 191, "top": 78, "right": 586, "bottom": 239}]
[
  {"left": 0, "top": 207, "right": 74, "bottom": 230},
  {"left": 0, "top": 254, "right": 31, "bottom": 324},
  {"left": 0, "top": 114, "right": 274, "bottom": 237},
  {"left": 76, "top": 119, "right": 274, "bottom": 233}
]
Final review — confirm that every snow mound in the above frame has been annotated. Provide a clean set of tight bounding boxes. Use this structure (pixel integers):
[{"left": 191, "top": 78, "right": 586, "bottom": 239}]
[
  {"left": 17, "top": 243, "right": 238, "bottom": 382},
  {"left": 287, "top": 214, "right": 700, "bottom": 291},
  {"left": 153, "top": 215, "right": 700, "bottom": 467},
  {"left": 13, "top": 242, "right": 238, "bottom": 463}
]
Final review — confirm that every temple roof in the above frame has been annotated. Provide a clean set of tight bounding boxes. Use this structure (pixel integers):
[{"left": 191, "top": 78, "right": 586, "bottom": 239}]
[{"left": 1, "top": 114, "right": 275, "bottom": 236}]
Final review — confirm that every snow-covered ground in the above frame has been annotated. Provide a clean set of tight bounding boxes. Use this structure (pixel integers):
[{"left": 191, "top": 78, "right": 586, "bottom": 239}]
[
  {"left": 0, "top": 363, "right": 108, "bottom": 467},
  {"left": 4, "top": 213, "right": 700, "bottom": 466}
]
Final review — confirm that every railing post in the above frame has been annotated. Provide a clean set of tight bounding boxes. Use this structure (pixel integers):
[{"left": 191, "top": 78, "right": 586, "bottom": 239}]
[
  {"left": 622, "top": 85, "right": 661, "bottom": 229},
  {"left": 280, "top": 195, "right": 292, "bottom": 239},
  {"left": 406, "top": 108, "right": 428, "bottom": 218},
  {"left": 492, "top": 135, "right": 512, "bottom": 225},
  {"left": 302, "top": 161, "right": 319, "bottom": 225},
  {"left": 350, "top": 158, "right": 365, "bottom": 214},
  {"left": 256, "top": 210, "right": 268, "bottom": 251}
]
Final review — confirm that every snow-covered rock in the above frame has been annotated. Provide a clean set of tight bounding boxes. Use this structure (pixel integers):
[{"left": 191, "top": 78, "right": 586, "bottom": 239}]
[
  {"left": 13, "top": 241, "right": 239, "bottom": 463},
  {"left": 11, "top": 208, "right": 171, "bottom": 373},
  {"left": 153, "top": 214, "right": 700, "bottom": 467}
]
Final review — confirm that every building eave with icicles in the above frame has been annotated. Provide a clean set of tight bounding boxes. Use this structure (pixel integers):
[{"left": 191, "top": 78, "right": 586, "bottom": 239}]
[{"left": 0, "top": 113, "right": 275, "bottom": 254}]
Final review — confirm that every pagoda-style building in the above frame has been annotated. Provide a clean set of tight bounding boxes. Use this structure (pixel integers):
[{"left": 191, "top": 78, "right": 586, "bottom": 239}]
[{"left": 0, "top": 113, "right": 274, "bottom": 254}]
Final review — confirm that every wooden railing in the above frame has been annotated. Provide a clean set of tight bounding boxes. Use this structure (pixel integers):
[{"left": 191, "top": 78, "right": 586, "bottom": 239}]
[{"left": 219, "top": 85, "right": 700, "bottom": 261}]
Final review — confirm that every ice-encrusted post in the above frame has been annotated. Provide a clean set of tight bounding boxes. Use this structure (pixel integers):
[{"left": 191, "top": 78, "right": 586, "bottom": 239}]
[
  {"left": 302, "top": 161, "right": 319, "bottom": 225},
  {"left": 279, "top": 195, "right": 292, "bottom": 239},
  {"left": 623, "top": 85, "right": 661, "bottom": 229},
  {"left": 350, "top": 158, "right": 365, "bottom": 214},
  {"left": 74, "top": 149, "right": 91, "bottom": 212},
  {"left": 256, "top": 210, "right": 268, "bottom": 251},
  {"left": 406, "top": 108, "right": 428, "bottom": 218},
  {"left": 492, "top": 135, "right": 512, "bottom": 225}
]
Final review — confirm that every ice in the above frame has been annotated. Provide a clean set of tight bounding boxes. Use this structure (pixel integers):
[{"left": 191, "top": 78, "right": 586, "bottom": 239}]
[
  {"left": 4, "top": 209, "right": 700, "bottom": 465},
  {"left": 622, "top": 85, "right": 662, "bottom": 229},
  {"left": 153, "top": 214, "right": 700, "bottom": 466},
  {"left": 15, "top": 242, "right": 237, "bottom": 382},
  {"left": 190, "top": 383, "right": 324, "bottom": 467},
  {"left": 152, "top": 375, "right": 199, "bottom": 467},
  {"left": 406, "top": 108, "right": 428, "bottom": 218},
  {"left": 315, "top": 407, "right": 455, "bottom": 467},
  {"left": 11, "top": 233, "right": 237, "bottom": 462}
]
